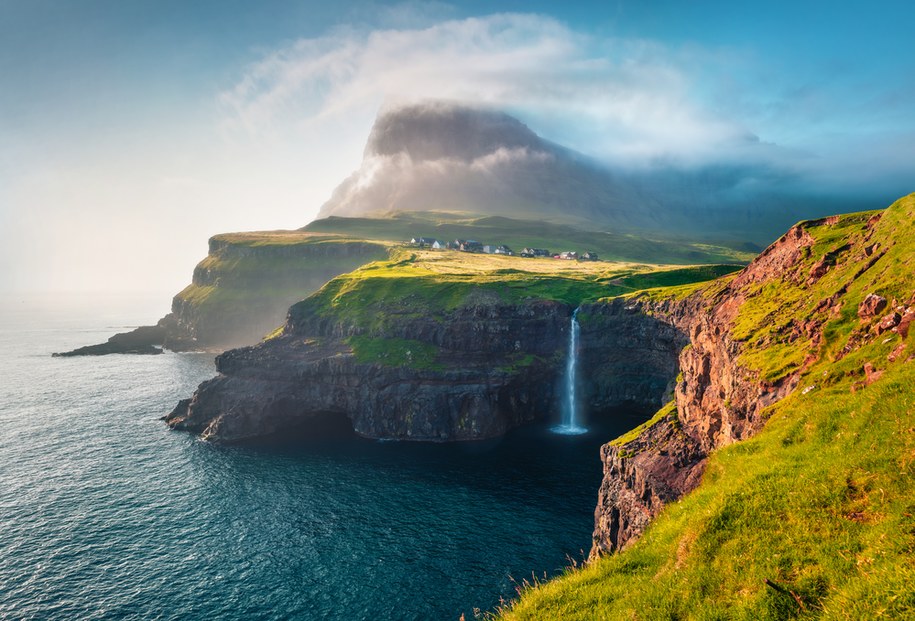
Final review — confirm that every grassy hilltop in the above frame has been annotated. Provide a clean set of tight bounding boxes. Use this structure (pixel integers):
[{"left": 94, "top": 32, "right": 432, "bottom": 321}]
[
  {"left": 303, "top": 211, "right": 758, "bottom": 265},
  {"left": 495, "top": 195, "right": 915, "bottom": 619}
]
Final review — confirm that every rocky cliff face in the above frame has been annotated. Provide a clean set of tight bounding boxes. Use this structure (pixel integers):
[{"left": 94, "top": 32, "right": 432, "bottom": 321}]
[
  {"left": 166, "top": 297, "right": 570, "bottom": 442},
  {"left": 589, "top": 212, "right": 893, "bottom": 556},
  {"left": 578, "top": 298, "right": 693, "bottom": 415},
  {"left": 165, "top": 273, "right": 714, "bottom": 444}
]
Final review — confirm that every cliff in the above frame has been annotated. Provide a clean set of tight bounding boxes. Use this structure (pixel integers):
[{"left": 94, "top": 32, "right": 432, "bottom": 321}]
[
  {"left": 591, "top": 222, "right": 818, "bottom": 555},
  {"left": 160, "top": 232, "right": 388, "bottom": 351},
  {"left": 166, "top": 296, "right": 567, "bottom": 442},
  {"left": 56, "top": 232, "right": 389, "bottom": 356},
  {"left": 165, "top": 249, "right": 738, "bottom": 442},
  {"left": 498, "top": 194, "right": 915, "bottom": 619}
]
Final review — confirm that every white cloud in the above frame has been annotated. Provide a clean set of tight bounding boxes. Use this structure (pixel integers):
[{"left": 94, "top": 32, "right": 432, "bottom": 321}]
[{"left": 218, "top": 13, "right": 756, "bottom": 167}]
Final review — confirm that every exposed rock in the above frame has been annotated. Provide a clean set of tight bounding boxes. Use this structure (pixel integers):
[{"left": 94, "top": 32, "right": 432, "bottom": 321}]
[
  {"left": 858, "top": 294, "right": 888, "bottom": 320},
  {"left": 166, "top": 300, "right": 570, "bottom": 443},
  {"left": 875, "top": 312, "right": 902, "bottom": 335},
  {"left": 578, "top": 298, "right": 693, "bottom": 414},
  {"left": 888, "top": 342, "right": 907, "bottom": 362},
  {"left": 54, "top": 325, "right": 166, "bottom": 356},
  {"left": 863, "top": 362, "right": 884, "bottom": 385},
  {"left": 592, "top": 411, "right": 705, "bottom": 556},
  {"left": 591, "top": 222, "right": 816, "bottom": 556}
]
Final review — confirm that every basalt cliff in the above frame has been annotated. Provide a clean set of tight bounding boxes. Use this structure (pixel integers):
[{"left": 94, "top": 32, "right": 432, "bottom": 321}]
[{"left": 165, "top": 267, "right": 698, "bottom": 442}]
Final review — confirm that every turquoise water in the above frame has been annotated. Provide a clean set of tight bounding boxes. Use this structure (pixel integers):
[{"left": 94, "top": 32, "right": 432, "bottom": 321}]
[{"left": 0, "top": 294, "right": 646, "bottom": 620}]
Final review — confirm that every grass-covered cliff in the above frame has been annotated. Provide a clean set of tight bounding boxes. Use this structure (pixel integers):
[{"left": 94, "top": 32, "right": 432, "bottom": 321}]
[
  {"left": 164, "top": 231, "right": 389, "bottom": 349},
  {"left": 495, "top": 194, "right": 915, "bottom": 619},
  {"left": 286, "top": 247, "right": 740, "bottom": 363}
]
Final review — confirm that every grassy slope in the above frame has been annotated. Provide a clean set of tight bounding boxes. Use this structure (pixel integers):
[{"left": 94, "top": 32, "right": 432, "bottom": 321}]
[
  {"left": 302, "top": 212, "right": 758, "bottom": 265},
  {"left": 496, "top": 195, "right": 915, "bottom": 620}
]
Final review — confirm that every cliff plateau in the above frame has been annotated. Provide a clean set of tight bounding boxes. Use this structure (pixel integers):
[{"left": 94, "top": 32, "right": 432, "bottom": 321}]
[{"left": 166, "top": 250, "right": 740, "bottom": 442}]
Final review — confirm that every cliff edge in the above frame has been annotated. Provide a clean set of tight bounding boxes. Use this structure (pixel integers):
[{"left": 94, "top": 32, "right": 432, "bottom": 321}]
[{"left": 497, "top": 193, "right": 915, "bottom": 619}]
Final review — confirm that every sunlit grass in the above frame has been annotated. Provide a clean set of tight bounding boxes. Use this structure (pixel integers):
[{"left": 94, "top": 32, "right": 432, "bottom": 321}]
[{"left": 494, "top": 194, "right": 915, "bottom": 619}]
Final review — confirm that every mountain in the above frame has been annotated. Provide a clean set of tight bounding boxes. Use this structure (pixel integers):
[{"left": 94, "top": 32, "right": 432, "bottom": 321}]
[
  {"left": 317, "top": 101, "right": 652, "bottom": 229},
  {"left": 316, "top": 101, "right": 863, "bottom": 244}
]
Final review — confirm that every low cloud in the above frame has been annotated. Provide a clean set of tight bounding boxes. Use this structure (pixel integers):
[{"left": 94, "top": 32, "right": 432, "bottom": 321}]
[{"left": 218, "top": 11, "right": 914, "bottom": 199}]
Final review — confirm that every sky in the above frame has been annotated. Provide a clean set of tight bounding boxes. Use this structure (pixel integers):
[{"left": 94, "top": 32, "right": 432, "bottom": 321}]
[{"left": 1, "top": 0, "right": 913, "bottom": 294}]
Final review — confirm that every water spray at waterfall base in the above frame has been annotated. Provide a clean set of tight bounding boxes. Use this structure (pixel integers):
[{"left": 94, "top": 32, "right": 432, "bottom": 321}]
[{"left": 552, "top": 307, "right": 588, "bottom": 436}]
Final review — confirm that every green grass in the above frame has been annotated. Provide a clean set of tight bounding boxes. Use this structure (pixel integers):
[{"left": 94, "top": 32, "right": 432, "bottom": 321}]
[
  {"left": 494, "top": 194, "right": 915, "bottom": 619},
  {"left": 497, "top": 365, "right": 915, "bottom": 620},
  {"left": 347, "top": 335, "right": 442, "bottom": 369},
  {"left": 288, "top": 248, "right": 739, "bottom": 344},
  {"left": 303, "top": 211, "right": 757, "bottom": 265},
  {"left": 609, "top": 400, "right": 679, "bottom": 447}
]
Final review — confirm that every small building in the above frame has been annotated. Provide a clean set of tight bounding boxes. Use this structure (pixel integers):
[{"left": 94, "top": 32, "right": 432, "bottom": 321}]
[
  {"left": 410, "top": 237, "right": 438, "bottom": 247},
  {"left": 482, "top": 245, "right": 496, "bottom": 254},
  {"left": 520, "top": 247, "right": 550, "bottom": 258},
  {"left": 559, "top": 251, "right": 578, "bottom": 260},
  {"left": 460, "top": 240, "right": 484, "bottom": 253},
  {"left": 581, "top": 251, "right": 599, "bottom": 261},
  {"left": 431, "top": 240, "right": 448, "bottom": 250},
  {"left": 494, "top": 245, "right": 514, "bottom": 256}
]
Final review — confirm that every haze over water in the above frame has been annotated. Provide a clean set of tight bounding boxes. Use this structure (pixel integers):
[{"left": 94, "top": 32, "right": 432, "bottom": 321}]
[{"left": 0, "top": 294, "right": 647, "bottom": 620}]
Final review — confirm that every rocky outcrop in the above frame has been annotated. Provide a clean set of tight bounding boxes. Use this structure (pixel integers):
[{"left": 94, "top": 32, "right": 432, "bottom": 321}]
[
  {"left": 166, "top": 299, "right": 570, "bottom": 443},
  {"left": 590, "top": 222, "right": 818, "bottom": 557},
  {"left": 53, "top": 325, "right": 166, "bottom": 356}
]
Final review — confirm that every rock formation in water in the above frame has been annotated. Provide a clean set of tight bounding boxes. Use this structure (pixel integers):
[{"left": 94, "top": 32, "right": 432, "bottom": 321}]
[{"left": 166, "top": 297, "right": 569, "bottom": 442}]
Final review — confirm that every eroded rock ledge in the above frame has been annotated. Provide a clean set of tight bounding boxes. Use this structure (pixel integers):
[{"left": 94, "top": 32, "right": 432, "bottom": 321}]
[{"left": 588, "top": 215, "right": 887, "bottom": 557}]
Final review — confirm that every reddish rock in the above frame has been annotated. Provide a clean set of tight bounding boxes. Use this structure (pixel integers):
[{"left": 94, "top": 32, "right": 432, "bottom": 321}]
[
  {"left": 875, "top": 312, "right": 902, "bottom": 335},
  {"left": 888, "top": 342, "right": 907, "bottom": 362},
  {"left": 858, "top": 294, "right": 888, "bottom": 320},
  {"left": 897, "top": 308, "right": 915, "bottom": 338},
  {"left": 808, "top": 258, "right": 830, "bottom": 284},
  {"left": 591, "top": 222, "right": 814, "bottom": 557},
  {"left": 864, "top": 362, "right": 884, "bottom": 385}
]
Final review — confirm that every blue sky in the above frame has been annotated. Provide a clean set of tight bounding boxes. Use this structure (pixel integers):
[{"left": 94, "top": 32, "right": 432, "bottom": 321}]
[{"left": 1, "top": 0, "right": 913, "bottom": 294}]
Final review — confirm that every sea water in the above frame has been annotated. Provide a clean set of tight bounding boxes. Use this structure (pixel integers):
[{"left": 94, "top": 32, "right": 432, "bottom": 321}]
[{"left": 0, "top": 294, "right": 648, "bottom": 620}]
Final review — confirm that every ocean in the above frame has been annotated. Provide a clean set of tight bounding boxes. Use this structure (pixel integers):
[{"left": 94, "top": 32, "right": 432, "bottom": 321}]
[{"left": 0, "top": 293, "right": 645, "bottom": 620}]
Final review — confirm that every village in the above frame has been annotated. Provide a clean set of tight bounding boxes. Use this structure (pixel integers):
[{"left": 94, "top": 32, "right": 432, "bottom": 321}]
[{"left": 408, "top": 237, "right": 599, "bottom": 261}]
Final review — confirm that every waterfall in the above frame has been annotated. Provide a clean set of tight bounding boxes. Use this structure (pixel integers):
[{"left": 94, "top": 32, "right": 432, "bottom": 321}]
[{"left": 552, "top": 307, "right": 587, "bottom": 435}]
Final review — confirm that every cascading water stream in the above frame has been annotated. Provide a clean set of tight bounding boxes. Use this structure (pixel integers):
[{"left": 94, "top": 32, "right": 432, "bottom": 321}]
[{"left": 552, "top": 307, "right": 587, "bottom": 435}]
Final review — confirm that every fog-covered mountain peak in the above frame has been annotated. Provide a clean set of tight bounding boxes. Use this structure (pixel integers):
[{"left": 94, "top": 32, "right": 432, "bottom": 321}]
[{"left": 365, "top": 101, "right": 545, "bottom": 162}]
